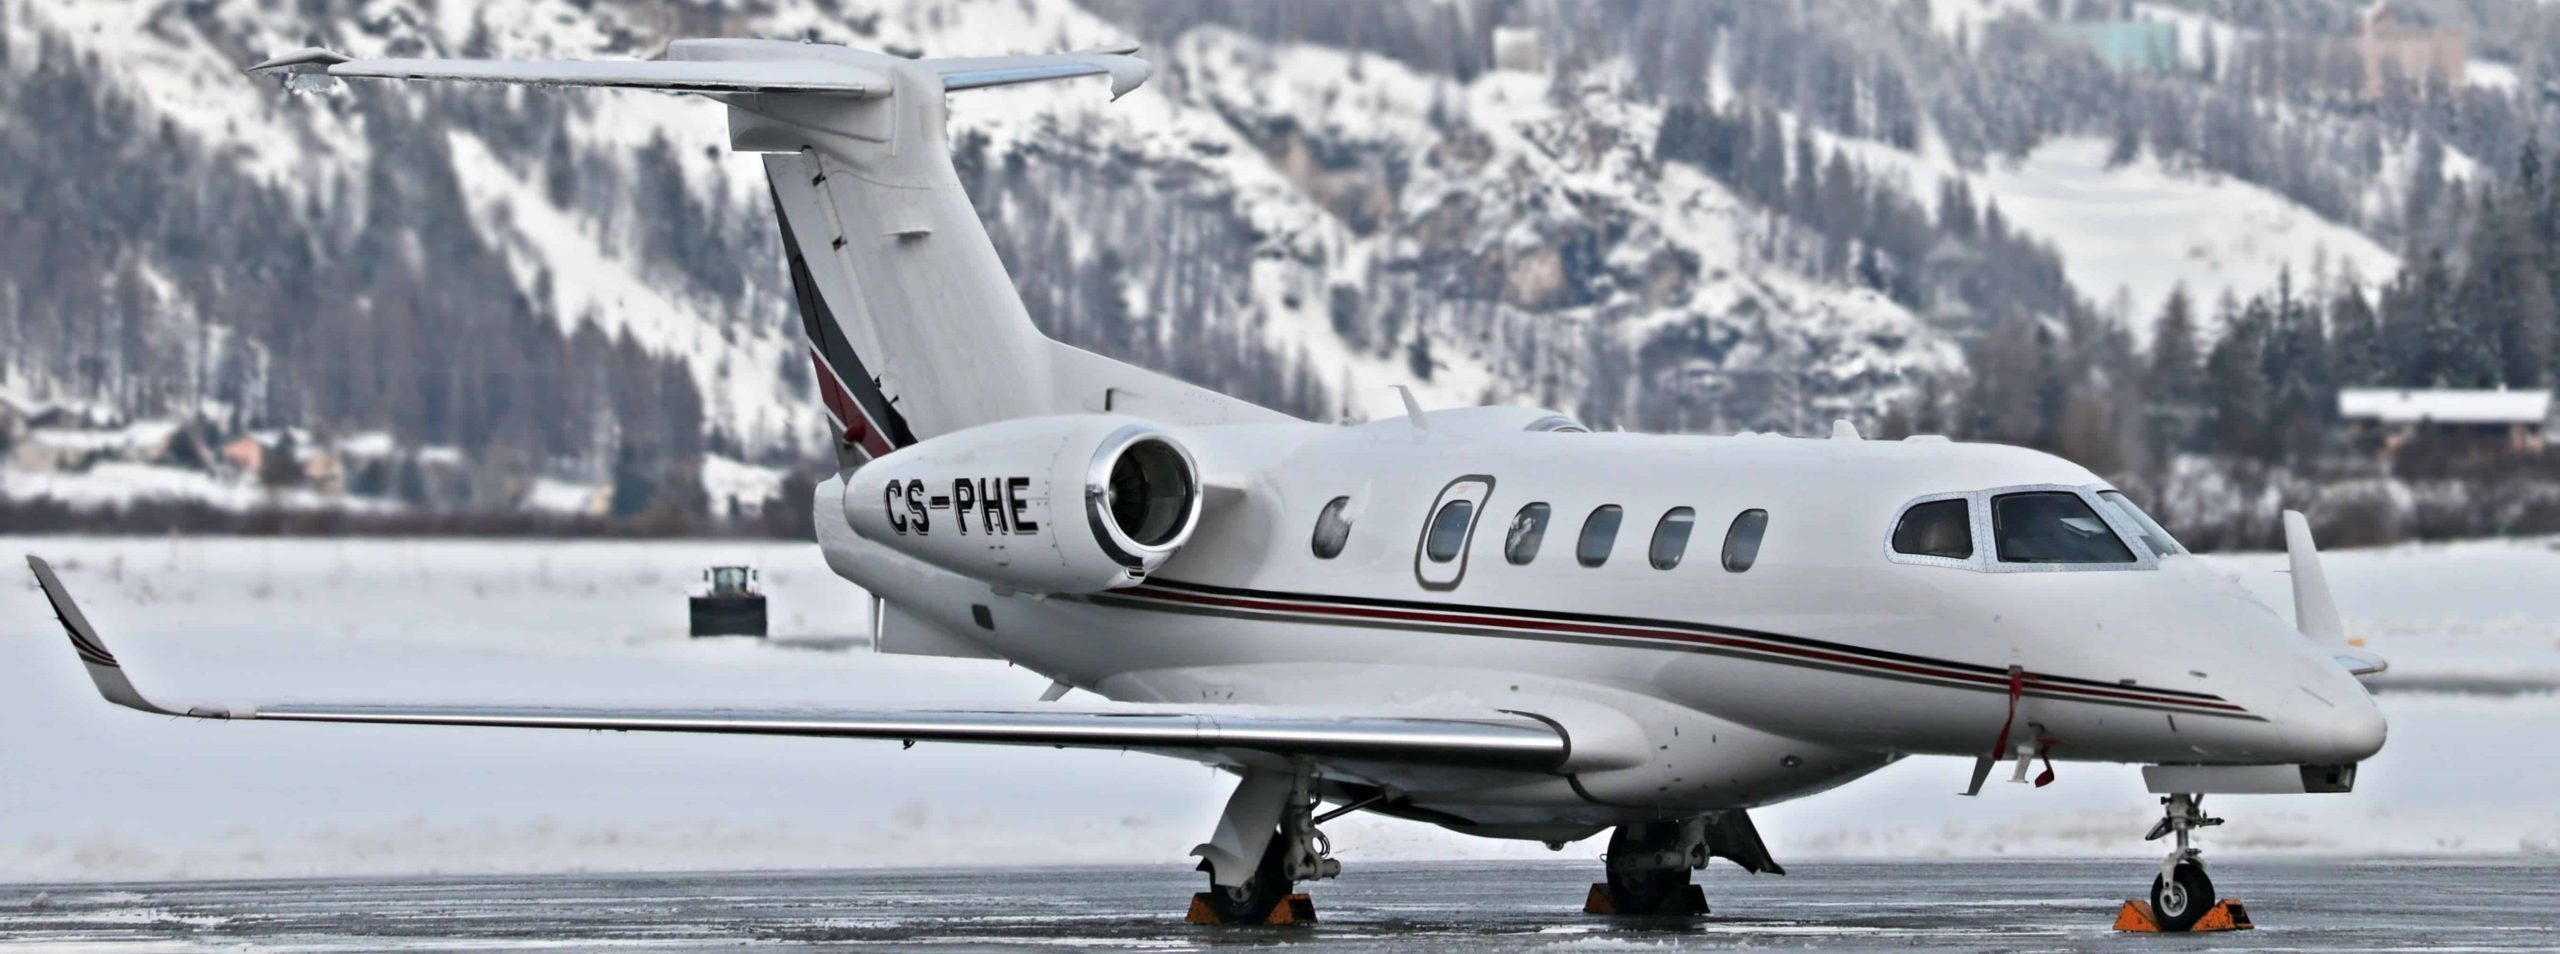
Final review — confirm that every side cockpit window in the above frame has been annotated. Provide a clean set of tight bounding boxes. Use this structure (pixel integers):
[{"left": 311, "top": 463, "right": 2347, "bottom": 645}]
[
  {"left": 1892, "top": 499, "right": 1973, "bottom": 560},
  {"left": 1992, "top": 492, "right": 2135, "bottom": 564},
  {"left": 2098, "top": 490, "right": 2183, "bottom": 556}
]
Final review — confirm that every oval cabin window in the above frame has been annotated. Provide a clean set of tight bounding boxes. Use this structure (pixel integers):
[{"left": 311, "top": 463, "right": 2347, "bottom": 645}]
[
  {"left": 1577, "top": 505, "right": 1623, "bottom": 567},
  {"left": 1505, "top": 503, "right": 1552, "bottom": 565},
  {"left": 1649, "top": 507, "right": 1696, "bottom": 570},
  {"left": 1311, "top": 496, "right": 1353, "bottom": 559},
  {"left": 1722, "top": 509, "right": 1768, "bottom": 572}
]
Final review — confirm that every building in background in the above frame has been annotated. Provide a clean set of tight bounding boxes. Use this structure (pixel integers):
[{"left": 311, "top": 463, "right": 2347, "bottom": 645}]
[
  {"left": 2047, "top": 21, "right": 2180, "bottom": 73},
  {"left": 2338, "top": 388, "right": 2550, "bottom": 462},
  {"left": 2359, "top": 1, "right": 2465, "bottom": 98}
]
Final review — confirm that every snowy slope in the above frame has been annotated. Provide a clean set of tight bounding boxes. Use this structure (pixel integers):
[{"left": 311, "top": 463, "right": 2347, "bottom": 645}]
[{"left": 1980, "top": 137, "right": 2400, "bottom": 331}]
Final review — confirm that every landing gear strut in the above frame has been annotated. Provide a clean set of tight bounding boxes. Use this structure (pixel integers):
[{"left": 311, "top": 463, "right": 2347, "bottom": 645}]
[
  {"left": 2142, "top": 793, "right": 2223, "bottom": 932},
  {"left": 1187, "top": 763, "right": 1337, "bottom": 925}
]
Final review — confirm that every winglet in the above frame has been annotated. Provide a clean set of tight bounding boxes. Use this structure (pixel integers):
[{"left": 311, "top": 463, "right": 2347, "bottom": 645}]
[
  {"left": 25, "top": 556, "right": 192, "bottom": 716},
  {"left": 2279, "top": 512, "right": 2387, "bottom": 678}
]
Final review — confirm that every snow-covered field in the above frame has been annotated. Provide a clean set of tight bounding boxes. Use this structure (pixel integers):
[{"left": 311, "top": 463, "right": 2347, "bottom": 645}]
[
  {"left": 1, "top": 534, "right": 2555, "bottom": 884},
  {"left": 1980, "top": 137, "right": 2399, "bottom": 337}
]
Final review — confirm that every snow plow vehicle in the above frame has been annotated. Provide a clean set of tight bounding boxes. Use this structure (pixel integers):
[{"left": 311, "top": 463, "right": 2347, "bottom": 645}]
[{"left": 688, "top": 566, "right": 767, "bottom": 638}]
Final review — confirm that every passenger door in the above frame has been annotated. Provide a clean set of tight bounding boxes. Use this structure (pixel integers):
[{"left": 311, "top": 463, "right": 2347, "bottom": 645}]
[{"left": 1414, "top": 476, "right": 1495, "bottom": 591}]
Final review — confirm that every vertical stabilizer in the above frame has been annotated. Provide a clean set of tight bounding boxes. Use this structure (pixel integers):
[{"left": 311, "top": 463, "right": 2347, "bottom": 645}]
[{"left": 727, "top": 44, "right": 1294, "bottom": 465}]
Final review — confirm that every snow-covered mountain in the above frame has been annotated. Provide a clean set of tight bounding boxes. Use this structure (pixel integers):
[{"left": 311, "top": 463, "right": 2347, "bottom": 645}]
[{"left": 0, "top": 0, "right": 2464, "bottom": 516}]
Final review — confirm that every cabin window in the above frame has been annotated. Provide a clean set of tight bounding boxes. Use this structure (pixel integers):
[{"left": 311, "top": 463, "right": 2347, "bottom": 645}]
[
  {"left": 1505, "top": 503, "right": 1552, "bottom": 565},
  {"left": 1424, "top": 499, "right": 1476, "bottom": 563},
  {"left": 1649, "top": 508, "right": 1696, "bottom": 570},
  {"left": 2098, "top": 491, "right": 2183, "bottom": 556},
  {"left": 1992, "top": 492, "right": 2135, "bottom": 564},
  {"left": 1892, "top": 499, "right": 1973, "bottom": 560},
  {"left": 1577, "top": 505, "right": 1623, "bottom": 567},
  {"left": 1722, "top": 509, "right": 1768, "bottom": 572},
  {"left": 1311, "top": 496, "right": 1353, "bottom": 559}
]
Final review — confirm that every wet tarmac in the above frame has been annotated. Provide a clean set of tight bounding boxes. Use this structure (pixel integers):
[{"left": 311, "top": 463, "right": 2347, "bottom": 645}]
[{"left": 3, "top": 858, "right": 2555, "bottom": 951}]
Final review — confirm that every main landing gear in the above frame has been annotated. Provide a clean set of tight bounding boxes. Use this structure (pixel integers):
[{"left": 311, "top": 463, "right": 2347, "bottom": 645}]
[
  {"left": 1589, "top": 821, "right": 1711, "bottom": 916},
  {"left": 1186, "top": 763, "right": 1337, "bottom": 925},
  {"left": 1584, "top": 813, "right": 1780, "bottom": 917},
  {"left": 2116, "top": 792, "right": 2253, "bottom": 933}
]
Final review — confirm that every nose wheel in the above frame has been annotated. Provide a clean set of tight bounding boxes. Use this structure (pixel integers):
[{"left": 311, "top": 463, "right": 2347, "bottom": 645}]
[
  {"left": 2140, "top": 793, "right": 2224, "bottom": 932},
  {"left": 2150, "top": 858, "right": 2216, "bottom": 930}
]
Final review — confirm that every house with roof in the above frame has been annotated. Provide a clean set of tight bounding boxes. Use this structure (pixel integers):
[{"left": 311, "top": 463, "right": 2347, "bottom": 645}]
[{"left": 2337, "top": 388, "right": 2550, "bottom": 462}]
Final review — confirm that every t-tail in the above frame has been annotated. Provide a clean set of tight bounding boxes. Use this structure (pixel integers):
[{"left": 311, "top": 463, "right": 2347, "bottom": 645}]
[{"left": 250, "top": 40, "right": 1291, "bottom": 467}]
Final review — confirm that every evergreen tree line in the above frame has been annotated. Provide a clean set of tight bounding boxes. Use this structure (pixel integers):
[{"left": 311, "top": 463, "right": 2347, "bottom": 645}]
[
  {"left": 1892, "top": 130, "right": 2560, "bottom": 547},
  {"left": 0, "top": 27, "right": 717, "bottom": 519},
  {"left": 1654, "top": 99, "right": 2074, "bottom": 324}
]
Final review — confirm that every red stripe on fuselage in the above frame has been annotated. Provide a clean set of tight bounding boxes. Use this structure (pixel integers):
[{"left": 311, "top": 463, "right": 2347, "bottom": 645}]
[{"left": 1112, "top": 584, "right": 2251, "bottom": 716}]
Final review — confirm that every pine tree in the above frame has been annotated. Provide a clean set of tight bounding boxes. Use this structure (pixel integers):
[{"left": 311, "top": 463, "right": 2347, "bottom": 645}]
[
  {"left": 2148, "top": 285, "right": 2202, "bottom": 448},
  {"left": 2264, "top": 274, "right": 2335, "bottom": 463},
  {"left": 2330, "top": 281, "right": 2384, "bottom": 387},
  {"left": 2204, "top": 300, "right": 2272, "bottom": 460}
]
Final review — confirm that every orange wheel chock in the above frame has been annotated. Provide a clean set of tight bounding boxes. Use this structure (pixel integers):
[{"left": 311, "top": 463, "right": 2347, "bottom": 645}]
[
  {"left": 2112, "top": 898, "right": 2253, "bottom": 933},
  {"left": 1582, "top": 883, "right": 1710, "bottom": 916},
  {"left": 1185, "top": 892, "right": 1316, "bottom": 925}
]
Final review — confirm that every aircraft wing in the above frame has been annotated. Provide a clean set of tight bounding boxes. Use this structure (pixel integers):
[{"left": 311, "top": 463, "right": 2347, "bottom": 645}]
[{"left": 27, "top": 558, "right": 1563, "bottom": 769}]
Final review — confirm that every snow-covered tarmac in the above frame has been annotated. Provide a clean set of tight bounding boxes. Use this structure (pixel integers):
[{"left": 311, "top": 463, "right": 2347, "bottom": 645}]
[
  {"left": 4, "top": 859, "right": 2556, "bottom": 951},
  {"left": 2, "top": 536, "right": 2557, "bottom": 886}
]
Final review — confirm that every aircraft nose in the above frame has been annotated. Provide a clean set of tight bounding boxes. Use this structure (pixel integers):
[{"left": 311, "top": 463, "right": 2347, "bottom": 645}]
[{"left": 2286, "top": 681, "right": 2387, "bottom": 763}]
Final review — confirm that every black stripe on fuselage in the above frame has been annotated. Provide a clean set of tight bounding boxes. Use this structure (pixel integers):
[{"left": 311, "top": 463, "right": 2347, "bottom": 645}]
[
  {"left": 767, "top": 180, "right": 916, "bottom": 450},
  {"left": 1088, "top": 578, "right": 2257, "bottom": 721}
]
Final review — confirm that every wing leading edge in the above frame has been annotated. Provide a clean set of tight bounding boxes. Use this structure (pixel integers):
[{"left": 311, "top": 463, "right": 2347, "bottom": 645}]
[{"left": 25, "top": 557, "right": 1564, "bottom": 770}]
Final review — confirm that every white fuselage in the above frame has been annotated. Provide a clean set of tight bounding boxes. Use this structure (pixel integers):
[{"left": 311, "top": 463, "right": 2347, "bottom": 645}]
[{"left": 815, "top": 406, "right": 2385, "bottom": 841}]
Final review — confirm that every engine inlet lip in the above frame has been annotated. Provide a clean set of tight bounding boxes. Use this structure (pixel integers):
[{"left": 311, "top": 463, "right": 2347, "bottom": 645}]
[{"left": 1085, "top": 424, "right": 1202, "bottom": 571}]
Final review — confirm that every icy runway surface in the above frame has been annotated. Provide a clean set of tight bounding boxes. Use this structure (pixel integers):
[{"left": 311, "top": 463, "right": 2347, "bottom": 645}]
[{"left": 5, "top": 859, "right": 2557, "bottom": 951}]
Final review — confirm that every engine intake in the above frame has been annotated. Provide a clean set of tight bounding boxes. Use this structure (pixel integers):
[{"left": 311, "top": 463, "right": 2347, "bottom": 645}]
[
  {"left": 844, "top": 416, "right": 1204, "bottom": 593},
  {"left": 1088, "top": 427, "right": 1199, "bottom": 571}
]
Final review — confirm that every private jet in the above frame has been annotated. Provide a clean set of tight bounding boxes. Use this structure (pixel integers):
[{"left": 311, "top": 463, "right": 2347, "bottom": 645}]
[{"left": 28, "top": 38, "right": 2386, "bottom": 930}]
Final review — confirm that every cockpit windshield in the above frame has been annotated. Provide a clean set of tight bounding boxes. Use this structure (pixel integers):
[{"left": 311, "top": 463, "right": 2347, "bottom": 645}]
[
  {"left": 1991, "top": 492, "right": 2135, "bottom": 565},
  {"left": 2096, "top": 490, "right": 2184, "bottom": 556}
]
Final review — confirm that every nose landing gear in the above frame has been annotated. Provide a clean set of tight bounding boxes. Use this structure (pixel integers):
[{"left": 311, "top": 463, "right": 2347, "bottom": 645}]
[
  {"left": 2115, "top": 793, "right": 2251, "bottom": 933},
  {"left": 2144, "top": 793, "right": 2220, "bottom": 930}
]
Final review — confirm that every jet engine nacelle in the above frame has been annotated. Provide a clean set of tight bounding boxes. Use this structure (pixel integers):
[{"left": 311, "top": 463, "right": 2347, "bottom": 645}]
[{"left": 844, "top": 415, "right": 1203, "bottom": 593}]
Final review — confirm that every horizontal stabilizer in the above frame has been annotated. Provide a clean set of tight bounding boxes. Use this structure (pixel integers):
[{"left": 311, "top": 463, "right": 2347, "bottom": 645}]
[
  {"left": 929, "top": 47, "right": 1151, "bottom": 100},
  {"left": 243, "top": 41, "right": 1149, "bottom": 100},
  {"left": 248, "top": 49, "right": 889, "bottom": 96},
  {"left": 25, "top": 557, "right": 1561, "bottom": 768}
]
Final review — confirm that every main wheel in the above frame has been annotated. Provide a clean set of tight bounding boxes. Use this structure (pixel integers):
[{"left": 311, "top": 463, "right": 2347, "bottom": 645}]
[
  {"left": 2148, "top": 860, "right": 2217, "bottom": 932},
  {"left": 1603, "top": 822, "right": 1696, "bottom": 916},
  {"left": 1198, "top": 831, "right": 1294, "bottom": 924}
]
